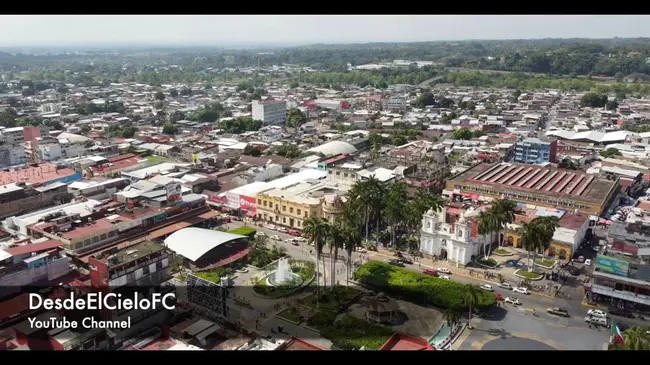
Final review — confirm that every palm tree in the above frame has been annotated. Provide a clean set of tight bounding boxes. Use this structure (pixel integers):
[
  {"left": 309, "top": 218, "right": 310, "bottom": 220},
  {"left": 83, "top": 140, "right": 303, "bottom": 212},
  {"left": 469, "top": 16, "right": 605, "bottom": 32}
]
[
  {"left": 443, "top": 308, "right": 462, "bottom": 330},
  {"left": 531, "top": 216, "right": 559, "bottom": 260},
  {"left": 303, "top": 217, "right": 330, "bottom": 308},
  {"left": 477, "top": 210, "right": 499, "bottom": 259},
  {"left": 348, "top": 181, "right": 373, "bottom": 238},
  {"left": 340, "top": 202, "right": 361, "bottom": 286},
  {"left": 491, "top": 199, "right": 517, "bottom": 249},
  {"left": 328, "top": 223, "right": 345, "bottom": 288},
  {"left": 621, "top": 327, "right": 650, "bottom": 350},
  {"left": 384, "top": 181, "right": 408, "bottom": 247},
  {"left": 518, "top": 221, "right": 543, "bottom": 272},
  {"left": 464, "top": 285, "right": 479, "bottom": 329}
]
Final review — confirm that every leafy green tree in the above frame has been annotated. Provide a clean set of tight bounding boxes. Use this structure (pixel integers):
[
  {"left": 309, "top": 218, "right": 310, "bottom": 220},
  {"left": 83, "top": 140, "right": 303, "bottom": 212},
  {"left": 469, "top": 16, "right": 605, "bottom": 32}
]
[
  {"left": 606, "top": 99, "right": 619, "bottom": 111},
  {"left": 162, "top": 123, "right": 177, "bottom": 135},
  {"left": 581, "top": 92, "right": 608, "bottom": 108},
  {"left": 413, "top": 91, "right": 435, "bottom": 108},
  {"left": 464, "top": 285, "right": 479, "bottom": 329},
  {"left": 286, "top": 108, "right": 307, "bottom": 128},
  {"left": 243, "top": 144, "right": 261, "bottom": 157},
  {"left": 154, "top": 91, "right": 165, "bottom": 101},
  {"left": 303, "top": 217, "right": 331, "bottom": 307},
  {"left": 600, "top": 148, "right": 622, "bottom": 159},
  {"left": 452, "top": 128, "right": 474, "bottom": 140},
  {"left": 169, "top": 89, "right": 178, "bottom": 97}
]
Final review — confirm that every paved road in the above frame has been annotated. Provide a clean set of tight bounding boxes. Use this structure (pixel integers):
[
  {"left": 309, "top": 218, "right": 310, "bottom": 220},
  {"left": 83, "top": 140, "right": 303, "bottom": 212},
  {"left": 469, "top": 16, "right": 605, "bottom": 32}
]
[{"left": 417, "top": 76, "right": 444, "bottom": 88}]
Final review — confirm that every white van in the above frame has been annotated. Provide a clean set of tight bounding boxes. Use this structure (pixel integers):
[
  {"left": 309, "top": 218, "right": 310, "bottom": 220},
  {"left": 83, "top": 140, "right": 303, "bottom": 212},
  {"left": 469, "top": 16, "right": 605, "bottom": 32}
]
[{"left": 585, "top": 316, "right": 608, "bottom": 326}]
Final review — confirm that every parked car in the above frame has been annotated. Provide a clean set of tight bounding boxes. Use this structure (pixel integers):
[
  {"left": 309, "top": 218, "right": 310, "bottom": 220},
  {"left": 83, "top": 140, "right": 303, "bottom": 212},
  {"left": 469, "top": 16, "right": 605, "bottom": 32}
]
[
  {"left": 513, "top": 287, "right": 529, "bottom": 295},
  {"left": 498, "top": 282, "right": 512, "bottom": 290},
  {"left": 423, "top": 269, "right": 438, "bottom": 277},
  {"left": 257, "top": 232, "right": 267, "bottom": 237},
  {"left": 494, "top": 292, "right": 504, "bottom": 301},
  {"left": 271, "top": 235, "right": 281, "bottom": 241},
  {"left": 588, "top": 309, "right": 607, "bottom": 318},
  {"left": 288, "top": 230, "right": 301, "bottom": 237},
  {"left": 387, "top": 259, "right": 405, "bottom": 267},
  {"left": 356, "top": 247, "right": 367, "bottom": 253},
  {"left": 585, "top": 259, "right": 592, "bottom": 266},
  {"left": 576, "top": 256, "right": 585, "bottom": 263},
  {"left": 440, "top": 275, "right": 450, "bottom": 280},
  {"left": 399, "top": 257, "right": 413, "bottom": 265},
  {"left": 437, "top": 268, "right": 451, "bottom": 274},
  {"left": 479, "top": 284, "right": 493, "bottom": 292},
  {"left": 593, "top": 246, "right": 600, "bottom": 252},
  {"left": 276, "top": 227, "right": 288, "bottom": 233},
  {"left": 546, "top": 307, "right": 570, "bottom": 317},
  {"left": 585, "top": 316, "right": 608, "bottom": 326},
  {"left": 505, "top": 297, "right": 521, "bottom": 305},
  {"left": 294, "top": 236, "right": 306, "bottom": 242}
]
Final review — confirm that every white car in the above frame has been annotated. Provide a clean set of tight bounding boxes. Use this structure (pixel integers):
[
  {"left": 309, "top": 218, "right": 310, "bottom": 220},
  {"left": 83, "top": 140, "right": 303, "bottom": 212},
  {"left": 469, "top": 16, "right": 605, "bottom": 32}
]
[
  {"left": 593, "top": 246, "right": 600, "bottom": 252},
  {"left": 285, "top": 238, "right": 295, "bottom": 244},
  {"left": 294, "top": 237, "right": 306, "bottom": 242},
  {"left": 479, "top": 284, "right": 493, "bottom": 292},
  {"left": 276, "top": 227, "right": 288, "bottom": 233},
  {"left": 587, "top": 309, "right": 607, "bottom": 318},
  {"left": 440, "top": 275, "right": 450, "bottom": 280},
  {"left": 271, "top": 235, "right": 281, "bottom": 241},
  {"left": 513, "top": 287, "right": 529, "bottom": 295},
  {"left": 585, "top": 259, "right": 592, "bottom": 266},
  {"left": 437, "top": 268, "right": 451, "bottom": 274},
  {"left": 498, "top": 282, "right": 512, "bottom": 290},
  {"left": 504, "top": 297, "right": 521, "bottom": 305},
  {"left": 256, "top": 232, "right": 267, "bottom": 237}
]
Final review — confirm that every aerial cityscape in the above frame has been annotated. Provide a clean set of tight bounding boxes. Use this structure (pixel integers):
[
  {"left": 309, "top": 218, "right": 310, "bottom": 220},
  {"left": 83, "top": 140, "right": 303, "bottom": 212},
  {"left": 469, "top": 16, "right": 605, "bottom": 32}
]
[{"left": 1, "top": 14, "right": 650, "bottom": 351}]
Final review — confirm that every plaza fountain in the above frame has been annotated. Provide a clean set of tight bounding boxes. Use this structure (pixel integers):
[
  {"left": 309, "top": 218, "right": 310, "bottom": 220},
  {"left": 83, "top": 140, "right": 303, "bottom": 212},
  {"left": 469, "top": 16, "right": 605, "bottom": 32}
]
[{"left": 266, "top": 257, "right": 302, "bottom": 287}]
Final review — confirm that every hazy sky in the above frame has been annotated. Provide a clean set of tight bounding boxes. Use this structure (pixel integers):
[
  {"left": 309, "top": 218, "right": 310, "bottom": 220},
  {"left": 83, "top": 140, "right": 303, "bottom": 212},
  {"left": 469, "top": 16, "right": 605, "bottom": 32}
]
[{"left": 1, "top": 15, "right": 649, "bottom": 46}]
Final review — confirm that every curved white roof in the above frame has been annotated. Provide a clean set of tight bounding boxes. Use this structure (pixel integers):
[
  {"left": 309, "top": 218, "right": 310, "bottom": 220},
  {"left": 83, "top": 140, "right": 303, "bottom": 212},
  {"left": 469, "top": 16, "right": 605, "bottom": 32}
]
[
  {"left": 164, "top": 227, "right": 246, "bottom": 262},
  {"left": 307, "top": 141, "right": 357, "bottom": 156}
]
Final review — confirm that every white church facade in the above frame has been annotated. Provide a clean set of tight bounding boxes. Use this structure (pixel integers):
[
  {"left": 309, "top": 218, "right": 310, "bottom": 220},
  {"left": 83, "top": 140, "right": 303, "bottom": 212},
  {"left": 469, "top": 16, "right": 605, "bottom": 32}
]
[{"left": 419, "top": 206, "right": 492, "bottom": 267}]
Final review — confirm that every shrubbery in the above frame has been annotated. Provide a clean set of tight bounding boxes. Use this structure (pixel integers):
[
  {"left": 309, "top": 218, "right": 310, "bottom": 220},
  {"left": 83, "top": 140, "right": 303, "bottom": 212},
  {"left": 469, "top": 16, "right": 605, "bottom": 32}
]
[
  {"left": 228, "top": 226, "right": 257, "bottom": 238},
  {"left": 319, "top": 316, "right": 394, "bottom": 350},
  {"left": 353, "top": 261, "right": 496, "bottom": 311}
]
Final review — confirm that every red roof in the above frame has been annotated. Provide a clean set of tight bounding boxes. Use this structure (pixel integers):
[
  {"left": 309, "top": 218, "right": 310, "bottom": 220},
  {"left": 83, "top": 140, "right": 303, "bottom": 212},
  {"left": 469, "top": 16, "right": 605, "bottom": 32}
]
[
  {"left": 0, "top": 294, "right": 32, "bottom": 322},
  {"left": 379, "top": 332, "right": 434, "bottom": 351},
  {"left": 281, "top": 338, "right": 326, "bottom": 351},
  {"left": 3, "top": 240, "right": 62, "bottom": 256}
]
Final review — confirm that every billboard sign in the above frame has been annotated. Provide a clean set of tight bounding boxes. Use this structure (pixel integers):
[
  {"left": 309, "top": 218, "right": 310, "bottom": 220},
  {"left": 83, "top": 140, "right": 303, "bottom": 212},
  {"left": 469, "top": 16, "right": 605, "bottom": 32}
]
[
  {"left": 595, "top": 255, "right": 629, "bottom": 277},
  {"left": 240, "top": 195, "right": 256, "bottom": 214},
  {"left": 166, "top": 183, "right": 183, "bottom": 205},
  {"left": 225, "top": 191, "right": 240, "bottom": 209}
]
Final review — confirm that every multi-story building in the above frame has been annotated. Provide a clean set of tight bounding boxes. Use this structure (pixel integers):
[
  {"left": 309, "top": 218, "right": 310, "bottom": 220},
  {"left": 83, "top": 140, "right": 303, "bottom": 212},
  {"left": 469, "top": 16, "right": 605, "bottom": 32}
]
[
  {"left": 445, "top": 162, "right": 619, "bottom": 216},
  {"left": 382, "top": 98, "right": 406, "bottom": 112},
  {"left": 0, "top": 182, "right": 71, "bottom": 220},
  {"left": 252, "top": 99, "right": 287, "bottom": 125},
  {"left": 513, "top": 138, "right": 558, "bottom": 164},
  {"left": 256, "top": 182, "right": 324, "bottom": 229}
]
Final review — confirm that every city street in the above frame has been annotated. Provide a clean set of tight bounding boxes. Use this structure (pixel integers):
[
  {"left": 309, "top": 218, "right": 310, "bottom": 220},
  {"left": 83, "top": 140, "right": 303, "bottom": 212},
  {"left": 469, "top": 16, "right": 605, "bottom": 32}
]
[{"left": 224, "top": 220, "right": 637, "bottom": 349}]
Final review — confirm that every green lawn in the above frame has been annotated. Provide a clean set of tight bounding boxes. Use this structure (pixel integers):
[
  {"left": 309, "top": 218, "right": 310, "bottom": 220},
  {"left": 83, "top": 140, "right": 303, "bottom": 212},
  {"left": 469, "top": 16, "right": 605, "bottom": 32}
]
[
  {"left": 145, "top": 155, "right": 169, "bottom": 163},
  {"left": 478, "top": 258, "right": 499, "bottom": 267},
  {"left": 515, "top": 269, "right": 544, "bottom": 280},
  {"left": 277, "top": 308, "right": 302, "bottom": 323},
  {"left": 493, "top": 248, "right": 511, "bottom": 255},
  {"left": 300, "top": 286, "right": 360, "bottom": 312},
  {"left": 535, "top": 259, "right": 556, "bottom": 268}
]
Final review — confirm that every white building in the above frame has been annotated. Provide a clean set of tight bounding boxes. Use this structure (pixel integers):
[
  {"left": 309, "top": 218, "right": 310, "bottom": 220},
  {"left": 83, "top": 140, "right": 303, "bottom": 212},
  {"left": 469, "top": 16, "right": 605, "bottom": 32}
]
[
  {"left": 419, "top": 207, "right": 486, "bottom": 266},
  {"left": 0, "top": 145, "right": 26, "bottom": 167},
  {"left": 252, "top": 99, "right": 287, "bottom": 125},
  {"left": 261, "top": 127, "right": 283, "bottom": 142}
]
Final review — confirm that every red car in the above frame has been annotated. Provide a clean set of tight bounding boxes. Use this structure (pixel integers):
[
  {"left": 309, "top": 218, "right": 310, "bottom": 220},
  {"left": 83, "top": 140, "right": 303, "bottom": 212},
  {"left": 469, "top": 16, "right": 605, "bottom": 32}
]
[
  {"left": 494, "top": 292, "right": 504, "bottom": 301},
  {"left": 288, "top": 230, "right": 301, "bottom": 237},
  {"left": 423, "top": 269, "right": 438, "bottom": 277}
]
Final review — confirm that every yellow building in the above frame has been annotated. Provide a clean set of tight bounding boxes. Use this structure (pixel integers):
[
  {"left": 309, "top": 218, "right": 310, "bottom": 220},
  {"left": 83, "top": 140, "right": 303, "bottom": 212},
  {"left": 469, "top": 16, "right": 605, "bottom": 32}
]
[
  {"left": 502, "top": 230, "right": 573, "bottom": 261},
  {"left": 256, "top": 182, "right": 327, "bottom": 230}
]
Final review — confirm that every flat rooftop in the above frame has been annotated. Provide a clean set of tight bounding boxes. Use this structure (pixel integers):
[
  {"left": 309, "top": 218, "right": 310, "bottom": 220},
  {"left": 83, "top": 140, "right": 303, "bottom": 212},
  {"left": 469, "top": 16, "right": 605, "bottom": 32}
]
[
  {"left": 0, "top": 164, "right": 77, "bottom": 186},
  {"left": 448, "top": 162, "right": 618, "bottom": 204},
  {"left": 93, "top": 241, "right": 166, "bottom": 266}
]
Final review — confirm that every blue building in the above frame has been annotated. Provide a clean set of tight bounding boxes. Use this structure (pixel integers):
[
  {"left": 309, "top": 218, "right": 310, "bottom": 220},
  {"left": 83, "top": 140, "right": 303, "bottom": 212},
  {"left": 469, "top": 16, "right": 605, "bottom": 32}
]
[{"left": 513, "top": 138, "right": 557, "bottom": 164}]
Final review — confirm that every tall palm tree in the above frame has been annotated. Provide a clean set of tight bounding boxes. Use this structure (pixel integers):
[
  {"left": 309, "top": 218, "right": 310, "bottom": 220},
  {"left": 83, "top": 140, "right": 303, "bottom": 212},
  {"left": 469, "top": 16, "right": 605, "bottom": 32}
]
[
  {"left": 363, "top": 176, "right": 387, "bottom": 241},
  {"left": 303, "top": 217, "right": 330, "bottom": 308},
  {"left": 531, "top": 216, "right": 559, "bottom": 260},
  {"left": 491, "top": 199, "right": 517, "bottom": 249},
  {"left": 340, "top": 202, "right": 361, "bottom": 286},
  {"left": 477, "top": 210, "right": 499, "bottom": 259},
  {"left": 348, "top": 181, "right": 373, "bottom": 238},
  {"left": 518, "top": 221, "right": 542, "bottom": 272},
  {"left": 463, "top": 285, "right": 479, "bottom": 330},
  {"left": 384, "top": 181, "right": 408, "bottom": 247},
  {"left": 622, "top": 327, "right": 650, "bottom": 350},
  {"left": 443, "top": 308, "right": 462, "bottom": 329},
  {"left": 328, "top": 223, "right": 345, "bottom": 288}
]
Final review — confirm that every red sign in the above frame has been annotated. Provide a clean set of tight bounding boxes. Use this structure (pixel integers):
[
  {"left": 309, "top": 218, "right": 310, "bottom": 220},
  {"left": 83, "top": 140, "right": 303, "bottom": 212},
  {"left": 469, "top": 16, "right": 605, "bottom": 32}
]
[
  {"left": 240, "top": 195, "right": 257, "bottom": 214},
  {"left": 205, "top": 191, "right": 227, "bottom": 204}
]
